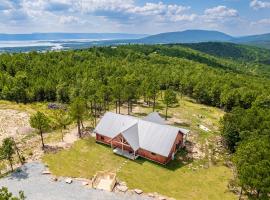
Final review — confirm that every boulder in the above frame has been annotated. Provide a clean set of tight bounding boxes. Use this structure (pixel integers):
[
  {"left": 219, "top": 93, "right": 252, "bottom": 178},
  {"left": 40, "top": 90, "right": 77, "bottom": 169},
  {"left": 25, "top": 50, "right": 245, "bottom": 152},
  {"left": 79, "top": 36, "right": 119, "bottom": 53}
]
[
  {"left": 158, "top": 196, "right": 167, "bottom": 200},
  {"left": 65, "top": 178, "right": 73, "bottom": 184},
  {"left": 42, "top": 170, "right": 51, "bottom": 175},
  {"left": 51, "top": 176, "right": 58, "bottom": 182},
  {"left": 117, "top": 185, "right": 128, "bottom": 192},
  {"left": 82, "top": 181, "right": 89, "bottom": 186},
  {"left": 118, "top": 181, "right": 126, "bottom": 186},
  {"left": 148, "top": 193, "right": 155, "bottom": 198},
  {"left": 134, "top": 189, "right": 143, "bottom": 194}
]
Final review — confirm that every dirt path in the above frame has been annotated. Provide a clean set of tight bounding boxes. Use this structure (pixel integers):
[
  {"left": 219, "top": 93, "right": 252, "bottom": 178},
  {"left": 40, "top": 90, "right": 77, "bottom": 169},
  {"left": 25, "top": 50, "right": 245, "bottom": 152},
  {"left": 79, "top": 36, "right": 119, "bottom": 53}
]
[{"left": 0, "top": 109, "right": 33, "bottom": 142}]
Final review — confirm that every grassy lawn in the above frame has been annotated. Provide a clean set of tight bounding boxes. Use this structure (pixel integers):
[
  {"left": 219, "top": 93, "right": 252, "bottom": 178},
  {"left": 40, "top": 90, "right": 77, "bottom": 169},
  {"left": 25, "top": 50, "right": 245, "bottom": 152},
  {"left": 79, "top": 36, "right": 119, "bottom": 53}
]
[{"left": 43, "top": 138, "right": 236, "bottom": 200}]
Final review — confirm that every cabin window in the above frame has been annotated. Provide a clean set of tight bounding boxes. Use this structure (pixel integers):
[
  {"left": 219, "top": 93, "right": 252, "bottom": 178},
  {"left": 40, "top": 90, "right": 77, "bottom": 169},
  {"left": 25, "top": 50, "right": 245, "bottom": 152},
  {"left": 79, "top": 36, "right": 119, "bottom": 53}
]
[
  {"left": 101, "top": 136, "right": 104, "bottom": 140},
  {"left": 151, "top": 152, "right": 156, "bottom": 156}
]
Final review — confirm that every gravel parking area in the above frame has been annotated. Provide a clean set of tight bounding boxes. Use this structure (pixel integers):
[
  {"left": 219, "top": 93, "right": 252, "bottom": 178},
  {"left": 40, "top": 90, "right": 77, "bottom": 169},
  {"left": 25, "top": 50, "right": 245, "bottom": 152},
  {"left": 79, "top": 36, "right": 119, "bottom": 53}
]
[{"left": 0, "top": 162, "right": 149, "bottom": 200}]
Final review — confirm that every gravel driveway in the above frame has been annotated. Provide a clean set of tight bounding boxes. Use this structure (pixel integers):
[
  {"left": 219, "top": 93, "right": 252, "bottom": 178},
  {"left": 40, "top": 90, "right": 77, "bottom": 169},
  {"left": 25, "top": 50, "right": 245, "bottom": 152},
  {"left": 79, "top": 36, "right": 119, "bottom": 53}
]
[{"left": 0, "top": 162, "right": 149, "bottom": 200}]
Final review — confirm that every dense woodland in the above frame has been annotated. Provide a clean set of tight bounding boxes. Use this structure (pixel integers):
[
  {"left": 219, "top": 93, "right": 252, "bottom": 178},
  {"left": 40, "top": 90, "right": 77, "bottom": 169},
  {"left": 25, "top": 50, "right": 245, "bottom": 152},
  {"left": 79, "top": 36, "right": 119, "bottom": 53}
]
[{"left": 0, "top": 43, "right": 270, "bottom": 199}]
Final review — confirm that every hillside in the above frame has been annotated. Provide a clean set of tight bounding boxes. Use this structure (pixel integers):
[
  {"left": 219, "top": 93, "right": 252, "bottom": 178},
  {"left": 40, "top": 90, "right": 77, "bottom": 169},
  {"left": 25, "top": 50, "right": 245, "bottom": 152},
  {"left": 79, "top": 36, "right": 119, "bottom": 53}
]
[
  {"left": 182, "top": 42, "right": 270, "bottom": 64},
  {"left": 0, "top": 44, "right": 269, "bottom": 199},
  {"left": 138, "top": 30, "right": 233, "bottom": 44},
  {"left": 134, "top": 30, "right": 270, "bottom": 49}
]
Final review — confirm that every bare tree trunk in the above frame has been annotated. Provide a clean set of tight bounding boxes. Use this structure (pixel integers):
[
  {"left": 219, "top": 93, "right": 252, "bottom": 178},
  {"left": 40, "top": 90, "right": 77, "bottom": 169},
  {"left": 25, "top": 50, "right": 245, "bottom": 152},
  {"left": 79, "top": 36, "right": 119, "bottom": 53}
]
[
  {"left": 165, "top": 104, "right": 168, "bottom": 120},
  {"left": 239, "top": 187, "right": 242, "bottom": 200},
  {"left": 115, "top": 101, "right": 118, "bottom": 113},
  {"left": 81, "top": 120, "right": 84, "bottom": 129},
  {"left": 153, "top": 95, "right": 156, "bottom": 112},
  {"left": 40, "top": 130, "right": 45, "bottom": 149},
  {"left": 13, "top": 139, "right": 24, "bottom": 165},
  {"left": 256, "top": 190, "right": 260, "bottom": 199},
  {"left": 8, "top": 158, "right": 13, "bottom": 172},
  {"left": 130, "top": 100, "right": 133, "bottom": 113},
  {"left": 94, "top": 100, "right": 97, "bottom": 126},
  {"left": 128, "top": 99, "right": 130, "bottom": 115},
  {"left": 61, "top": 129, "right": 64, "bottom": 142},
  {"left": 77, "top": 119, "right": 81, "bottom": 138},
  {"left": 118, "top": 98, "right": 121, "bottom": 114}
]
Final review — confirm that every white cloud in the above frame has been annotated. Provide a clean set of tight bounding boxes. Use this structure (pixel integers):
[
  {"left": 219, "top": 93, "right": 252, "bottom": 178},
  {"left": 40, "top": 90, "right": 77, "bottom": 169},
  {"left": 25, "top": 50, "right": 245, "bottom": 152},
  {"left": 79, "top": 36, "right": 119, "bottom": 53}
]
[
  {"left": 125, "top": 2, "right": 195, "bottom": 22},
  {"left": 250, "top": 0, "right": 270, "bottom": 9},
  {"left": 204, "top": 6, "right": 238, "bottom": 22},
  {"left": 59, "top": 15, "right": 79, "bottom": 24},
  {"left": 251, "top": 18, "right": 270, "bottom": 25}
]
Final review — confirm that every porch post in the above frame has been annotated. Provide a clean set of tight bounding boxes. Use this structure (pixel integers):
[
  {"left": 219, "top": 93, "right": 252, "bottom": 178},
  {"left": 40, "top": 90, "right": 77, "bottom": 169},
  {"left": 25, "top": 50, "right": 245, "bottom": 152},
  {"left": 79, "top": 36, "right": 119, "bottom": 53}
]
[{"left": 121, "top": 137, "right": 124, "bottom": 153}]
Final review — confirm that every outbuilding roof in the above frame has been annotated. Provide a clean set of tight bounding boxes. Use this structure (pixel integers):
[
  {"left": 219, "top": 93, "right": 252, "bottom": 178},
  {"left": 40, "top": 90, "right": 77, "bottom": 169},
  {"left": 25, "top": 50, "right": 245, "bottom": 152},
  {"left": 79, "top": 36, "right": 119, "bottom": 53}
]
[
  {"left": 94, "top": 112, "right": 190, "bottom": 157},
  {"left": 143, "top": 112, "right": 166, "bottom": 125}
]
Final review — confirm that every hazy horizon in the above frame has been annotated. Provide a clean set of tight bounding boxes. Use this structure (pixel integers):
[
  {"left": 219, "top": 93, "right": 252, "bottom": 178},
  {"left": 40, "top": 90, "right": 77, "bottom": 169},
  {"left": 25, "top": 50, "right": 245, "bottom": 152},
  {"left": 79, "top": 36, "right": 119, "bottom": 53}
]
[{"left": 1, "top": 0, "right": 270, "bottom": 36}]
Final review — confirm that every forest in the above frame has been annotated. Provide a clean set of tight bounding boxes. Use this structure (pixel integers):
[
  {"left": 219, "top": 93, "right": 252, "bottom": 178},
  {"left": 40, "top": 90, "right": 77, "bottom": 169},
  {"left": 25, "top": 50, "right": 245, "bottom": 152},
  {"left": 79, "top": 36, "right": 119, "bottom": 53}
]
[{"left": 0, "top": 43, "right": 270, "bottom": 199}]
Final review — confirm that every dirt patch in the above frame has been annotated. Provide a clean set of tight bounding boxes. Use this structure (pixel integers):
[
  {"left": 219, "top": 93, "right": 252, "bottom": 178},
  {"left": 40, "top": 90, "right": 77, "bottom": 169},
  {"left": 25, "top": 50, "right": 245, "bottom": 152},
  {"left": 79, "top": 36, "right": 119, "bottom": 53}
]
[
  {"left": 0, "top": 109, "right": 34, "bottom": 142},
  {"left": 167, "top": 116, "right": 191, "bottom": 127}
]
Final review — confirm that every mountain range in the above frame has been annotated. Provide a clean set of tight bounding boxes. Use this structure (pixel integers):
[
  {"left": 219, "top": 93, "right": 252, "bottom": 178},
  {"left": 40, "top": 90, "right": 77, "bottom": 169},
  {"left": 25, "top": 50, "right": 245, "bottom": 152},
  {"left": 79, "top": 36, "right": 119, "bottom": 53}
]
[
  {"left": 1, "top": 30, "right": 270, "bottom": 51},
  {"left": 136, "top": 30, "right": 270, "bottom": 49}
]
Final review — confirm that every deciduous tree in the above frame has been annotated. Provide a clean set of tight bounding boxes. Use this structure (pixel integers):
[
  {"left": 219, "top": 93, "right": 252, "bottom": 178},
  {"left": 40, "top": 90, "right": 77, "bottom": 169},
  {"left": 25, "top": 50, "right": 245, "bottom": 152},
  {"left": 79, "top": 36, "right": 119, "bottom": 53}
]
[
  {"left": 69, "top": 98, "right": 86, "bottom": 138},
  {"left": 163, "top": 89, "right": 177, "bottom": 120},
  {"left": 30, "top": 111, "right": 50, "bottom": 149}
]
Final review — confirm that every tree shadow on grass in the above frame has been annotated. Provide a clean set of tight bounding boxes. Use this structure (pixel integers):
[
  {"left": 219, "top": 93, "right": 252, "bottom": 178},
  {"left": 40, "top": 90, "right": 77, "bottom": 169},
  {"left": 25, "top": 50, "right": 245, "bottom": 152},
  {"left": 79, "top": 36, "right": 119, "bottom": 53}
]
[
  {"left": 173, "top": 122, "right": 191, "bottom": 128},
  {"left": 43, "top": 145, "right": 64, "bottom": 154},
  {"left": 8, "top": 166, "right": 29, "bottom": 181},
  {"left": 132, "top": 149, "right": 193, "bottom": 171},
  {"left": 133, "top": 112, "right": 148, "bottom": 117}
]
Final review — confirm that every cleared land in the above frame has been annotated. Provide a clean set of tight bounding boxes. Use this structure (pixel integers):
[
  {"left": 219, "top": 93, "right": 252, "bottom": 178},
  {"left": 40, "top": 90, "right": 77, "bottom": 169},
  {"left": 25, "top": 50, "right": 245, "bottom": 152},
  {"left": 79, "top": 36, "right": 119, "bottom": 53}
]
[
  {"left": 43, "top": 97, "right": 236, "bottom": 200},
  {"left": 0, "top": 162, "right": 147, "bottom": 200}
]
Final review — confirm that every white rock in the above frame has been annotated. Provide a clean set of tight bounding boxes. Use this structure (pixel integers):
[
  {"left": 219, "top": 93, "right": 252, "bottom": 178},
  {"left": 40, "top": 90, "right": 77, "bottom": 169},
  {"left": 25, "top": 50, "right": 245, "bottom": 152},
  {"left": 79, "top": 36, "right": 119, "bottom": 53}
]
[
  {"left": 117, "top": 185, "right": 128, "bottom": 192},
  {"left": 51, "top": 176, "right": 58, "bottom": 181},
  {"left": 158, "top": 196, "right": 167, "bottom": 200},
  {"left": 134, "top": 189, "right": 143, "bottom": 194},
  {"left": 148, "top": 193, "right": 155, "bottom": 197},
  {"left": 65, "top": 178, "right": 73, "bottom": 184},
  {"left": 42, "top": 170, "right": 51, "bottom": 175},
  {"left": 82, "top": 181, "right": 89, "bottom": 186}
]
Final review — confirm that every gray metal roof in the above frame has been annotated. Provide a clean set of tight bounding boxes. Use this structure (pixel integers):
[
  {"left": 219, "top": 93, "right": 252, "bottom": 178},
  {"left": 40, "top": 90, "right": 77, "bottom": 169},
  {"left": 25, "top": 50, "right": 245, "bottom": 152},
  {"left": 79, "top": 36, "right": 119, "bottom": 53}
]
[
  {"left": 137, "top": 120, "right": 180, "bottom": 157},
  {"left": 95, "top": 112, "right": 190, "bottom": 157},
  {"left": 94, "top": 112, "right": 138, "bottom": 138},
  {"left": 143, "top": 112, "right": 166, "bottom": 125},
  {"left": 122, "top": 124, "right": 140, "bottom": 151}
]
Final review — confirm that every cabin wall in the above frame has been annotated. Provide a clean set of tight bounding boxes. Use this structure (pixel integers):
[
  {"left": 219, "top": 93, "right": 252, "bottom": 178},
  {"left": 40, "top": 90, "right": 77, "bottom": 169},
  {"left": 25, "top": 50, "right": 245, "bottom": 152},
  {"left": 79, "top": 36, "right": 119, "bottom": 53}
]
[
  {"left": 96, "top": 131, "right": 184, "bottom": 165},
  {"left": 166, "top": 132, "right": 184, "bottom": 163},
  {"left": 96, "top": 133, "right": 112, "bottom": 145},
  {"left": 137, "top": 149, "right": 168, "bottom": 164}
]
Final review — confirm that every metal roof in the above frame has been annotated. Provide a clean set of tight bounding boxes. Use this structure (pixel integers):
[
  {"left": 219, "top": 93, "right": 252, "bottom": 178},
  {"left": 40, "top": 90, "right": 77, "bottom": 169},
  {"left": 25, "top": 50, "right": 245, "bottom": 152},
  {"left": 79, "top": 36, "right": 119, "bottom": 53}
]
[
  {"left": 122, "top": 124, "right": 140, "bottom": 151},
  {"left": 143, "top": 112, "right": 166, "bottom": 125},
  {"left": 94, "top": 112, "right": 138, "bottom": 138},
  {"left": 95, "top": 112, "right": 190, "bottom": 157},
  {"left": 137, "top": 120, "right": 180, "bottom": 157}
]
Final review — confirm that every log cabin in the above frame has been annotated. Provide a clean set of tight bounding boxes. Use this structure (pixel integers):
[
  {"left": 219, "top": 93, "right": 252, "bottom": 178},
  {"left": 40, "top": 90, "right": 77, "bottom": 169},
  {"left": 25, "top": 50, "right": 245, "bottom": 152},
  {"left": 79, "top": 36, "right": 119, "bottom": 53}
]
[{"left": 94, "top": 112, "right": 190, "bottom": 165}]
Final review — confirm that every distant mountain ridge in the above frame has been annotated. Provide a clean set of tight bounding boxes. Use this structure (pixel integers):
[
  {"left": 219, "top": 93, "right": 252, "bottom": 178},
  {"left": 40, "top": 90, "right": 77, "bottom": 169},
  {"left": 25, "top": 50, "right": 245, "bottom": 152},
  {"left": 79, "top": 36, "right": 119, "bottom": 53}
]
[
  {"left": 1, "top": 30, "right": 270, "bottom": 52},
  {"left": 132, "top": 30, "right": 270, "bottom": 49},
  {"left": 139, "top": 30, "right": 233, "bottom": 44},
  {"left": 0, "top": 33, "right": 148, "bottom": 41}
]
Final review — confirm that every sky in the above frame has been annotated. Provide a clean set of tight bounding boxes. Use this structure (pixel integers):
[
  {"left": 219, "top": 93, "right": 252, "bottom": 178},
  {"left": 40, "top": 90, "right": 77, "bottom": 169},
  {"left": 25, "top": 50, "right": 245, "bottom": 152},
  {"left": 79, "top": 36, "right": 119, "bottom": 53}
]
[{"left": 0, "top": 0, "right": 270, "bottom": 36}]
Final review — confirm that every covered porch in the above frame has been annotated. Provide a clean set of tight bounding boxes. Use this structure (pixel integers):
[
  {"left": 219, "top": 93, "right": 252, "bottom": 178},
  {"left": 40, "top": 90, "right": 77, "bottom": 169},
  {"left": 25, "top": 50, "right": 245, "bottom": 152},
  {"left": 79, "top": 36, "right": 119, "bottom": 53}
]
[
  {"left": 110, "top": 134, "right": 139, "bottom": 160},
  {"left": 113, "top": 148, "right": 139, "bottom": 160}
]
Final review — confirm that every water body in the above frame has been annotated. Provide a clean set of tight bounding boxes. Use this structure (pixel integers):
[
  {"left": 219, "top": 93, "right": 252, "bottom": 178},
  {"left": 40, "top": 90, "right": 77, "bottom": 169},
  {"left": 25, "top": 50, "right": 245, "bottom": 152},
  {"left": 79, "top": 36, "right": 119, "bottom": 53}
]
[{"left": 0, "top": 39, "right": 122, "bottom": 53}]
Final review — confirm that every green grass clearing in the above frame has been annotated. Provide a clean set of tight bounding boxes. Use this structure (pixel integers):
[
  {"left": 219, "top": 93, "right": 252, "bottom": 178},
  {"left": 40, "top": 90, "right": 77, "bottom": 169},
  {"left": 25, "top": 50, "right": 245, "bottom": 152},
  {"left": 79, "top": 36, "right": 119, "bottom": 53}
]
[{"left": 43, "top": 138, "right": 236, "bottom": 200}]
